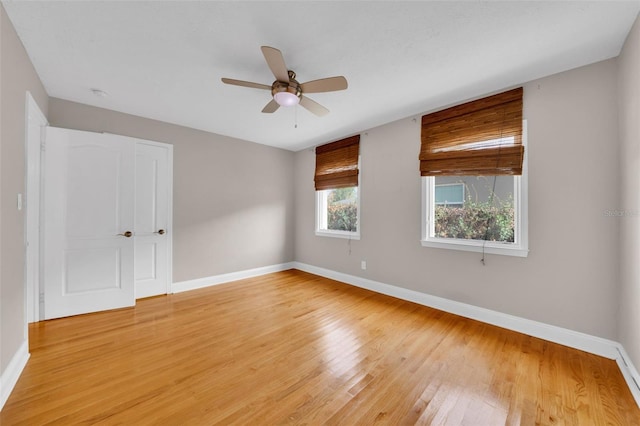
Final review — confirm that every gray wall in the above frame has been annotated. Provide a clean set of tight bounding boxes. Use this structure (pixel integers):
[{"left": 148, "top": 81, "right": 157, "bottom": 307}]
[
  {"left": 47, "top": 98, "right": 295, "bottom": 283},
  {"left": 0, "top": 5, "right": 48, "bottom": 373},
  {"left": 295, "top": 59, "right": 620, "bottom": 340},
  {"left": 618, "top": 14, "right": 640, "bottom": 372}
]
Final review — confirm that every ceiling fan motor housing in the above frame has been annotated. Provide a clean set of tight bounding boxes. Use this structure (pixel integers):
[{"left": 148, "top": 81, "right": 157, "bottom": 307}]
[{"left": 271, "top": 70, "right": 301, "bottom": 101}]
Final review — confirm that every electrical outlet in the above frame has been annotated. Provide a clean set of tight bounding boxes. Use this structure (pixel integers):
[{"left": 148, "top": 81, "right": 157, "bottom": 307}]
[{"left": 361, "top": 260, "right": 367, "bottom": 270}]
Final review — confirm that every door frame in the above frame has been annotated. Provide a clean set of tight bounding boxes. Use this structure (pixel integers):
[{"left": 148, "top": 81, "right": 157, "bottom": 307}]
[{"left": 24, "top": 92, "right": 48, "bottom": 324}]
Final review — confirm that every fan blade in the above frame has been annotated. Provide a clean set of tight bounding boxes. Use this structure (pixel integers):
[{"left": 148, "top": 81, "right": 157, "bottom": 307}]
[
  {"left": 221, "top": 78, "right": 271, "bottom": 91},
  {"left": 299, "top": 96, "right": 329, "bottom": 117},
  {"left": 300, "top": 76, "right": 348, "bottom": 94},
  {"left": 261, "top": 99, "right": 280, "bottom": 113},
  {"left": 261, "top": 46, "right": 290, "bottom": 82}
]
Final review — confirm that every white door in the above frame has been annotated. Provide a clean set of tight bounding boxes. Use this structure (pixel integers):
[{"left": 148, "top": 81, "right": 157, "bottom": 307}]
[
  {"left": 43, "top": 127, "right": 135, "bottom": 319},
  {"left": 134, "top": 141, "right": 172, "bottom": 299}
]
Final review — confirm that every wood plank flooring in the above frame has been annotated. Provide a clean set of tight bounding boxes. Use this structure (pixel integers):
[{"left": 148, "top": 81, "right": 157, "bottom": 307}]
[{"left": 2, "top": 269, "right": 639, "bottom": 425}]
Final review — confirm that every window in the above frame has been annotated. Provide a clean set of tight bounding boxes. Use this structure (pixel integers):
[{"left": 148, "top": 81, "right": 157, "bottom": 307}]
[
  {"left": 420, "top": 88, "right": 528, "bottom": 257},
  {"left": 315, "top": 135, "right": 360, "bottom": 239},
  {"left": 316, "top": 186, "right": 360, "bottom": 238},
  {"left": 423, "top": 168, "right": 527, "bottom": 257}
]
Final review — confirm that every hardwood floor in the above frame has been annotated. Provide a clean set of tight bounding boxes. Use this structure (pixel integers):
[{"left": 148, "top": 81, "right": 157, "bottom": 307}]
[{"left": 2, "top": 269, "right": 638, "bottom": 425}]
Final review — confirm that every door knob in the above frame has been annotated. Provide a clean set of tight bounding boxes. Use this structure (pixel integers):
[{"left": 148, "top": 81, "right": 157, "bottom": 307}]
[
  {"left": 118, "top": 231, "right": 133, "bottom": 238},
  {"left": 155, "top": 229, "right": 165, "bottom": 235}
]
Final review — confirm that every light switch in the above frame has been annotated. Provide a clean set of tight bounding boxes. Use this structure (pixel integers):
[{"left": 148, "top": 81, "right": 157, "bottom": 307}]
[{"left": 17, "top": 193, "right": 23, "bottom": 211}]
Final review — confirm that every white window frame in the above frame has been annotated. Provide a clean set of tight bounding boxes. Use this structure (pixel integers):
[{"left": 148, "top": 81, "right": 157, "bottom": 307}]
[
  {"left": 315, "top": 161, "right": 361, "bottom": 240},
  {"left": 421, "top": 120, "right": 528, "bottom": 257}
]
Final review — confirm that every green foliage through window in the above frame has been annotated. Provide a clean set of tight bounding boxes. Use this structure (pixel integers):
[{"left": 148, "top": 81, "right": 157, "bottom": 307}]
[
  {"left": 326, "top": 187, "right": 358, "bottom": 232},
  {"left": 434, "top": 197, "right": 514, "bottom": 242}
]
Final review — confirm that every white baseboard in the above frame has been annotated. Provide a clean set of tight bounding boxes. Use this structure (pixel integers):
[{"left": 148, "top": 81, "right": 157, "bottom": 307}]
[
  {"left": 171, "top": 262, "right": 295, "bottom": 293},
  {"left": 291, "top": 261, "right": 640, "bottom": 408},
  {"left": 614, "top": 344, "right": 640, "bottom": 408},
  {"left": 0, "top": 340, "right": 30, "bottom": 411}
]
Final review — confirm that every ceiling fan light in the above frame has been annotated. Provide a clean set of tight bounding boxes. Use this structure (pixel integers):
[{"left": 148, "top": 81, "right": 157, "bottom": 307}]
[{"left": 274, "top": 91, "right": 300, "bottom": 107}]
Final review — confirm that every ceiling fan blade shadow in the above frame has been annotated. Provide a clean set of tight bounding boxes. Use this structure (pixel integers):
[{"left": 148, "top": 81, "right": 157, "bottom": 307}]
[
  {"left": 261, "top": 99, "right": 280, "bottom": 113},
  {"left": 261, "top": 46, "right": 290, "bottom": 82},
  {"left": 300, "top": 76, "right": 348, "bottom": 93},
  {"left": 299, "top": 96, "right": 329, "bottom": 117},
  {"left": 221, "top": 78, "right": 271, "bottom": 90}
]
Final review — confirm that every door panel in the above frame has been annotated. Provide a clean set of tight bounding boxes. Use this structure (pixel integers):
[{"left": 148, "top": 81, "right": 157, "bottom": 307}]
[
  {"left": 65, "top": 247, "right": 122, "bottom": 293},
  {"left": 67, "top": 146, "right": 123, "bottom": 237},
  {"left": 43, "top": 128, "right": 135, "bottom": 319},
  {"left": 135, "top": 243, "right": 156, "bottom": 281},
  {"left": 134, "top": 142, "right": 171, "bottom": 299}
]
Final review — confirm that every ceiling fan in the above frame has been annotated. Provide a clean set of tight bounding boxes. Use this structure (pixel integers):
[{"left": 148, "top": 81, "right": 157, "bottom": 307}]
[{"left": 221, "top": 46, "right": 348, "bottom": 117}]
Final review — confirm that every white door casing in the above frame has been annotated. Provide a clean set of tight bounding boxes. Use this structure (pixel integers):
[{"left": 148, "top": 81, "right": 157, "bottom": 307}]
[
  {"left": 25, "top": 92, "right": 48, "bottom": 323},
  {"left": 134, "top": 140, "right": 172, "bottom": 299},
  {"left": 43, "top": 128, "right": 135, "bottom": 319}
]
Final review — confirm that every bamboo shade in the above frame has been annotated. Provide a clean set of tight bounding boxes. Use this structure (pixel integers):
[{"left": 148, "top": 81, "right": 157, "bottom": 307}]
[
  {"left": 420, "top": 87, "right": 524, "bottom": 176},
  {"left": 315, "top": 135, "right": 360, "bottom": 190}
]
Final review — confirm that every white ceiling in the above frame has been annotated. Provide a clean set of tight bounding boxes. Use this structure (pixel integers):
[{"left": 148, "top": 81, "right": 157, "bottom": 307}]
[{"left": 3, "top": 1, "right": 639, "bottom": 151}]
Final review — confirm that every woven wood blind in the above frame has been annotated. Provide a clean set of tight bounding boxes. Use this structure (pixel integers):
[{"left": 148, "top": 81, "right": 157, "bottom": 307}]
[
  {"left": 314, "top": 135, "right": 360, "bottom": 191},
  {"left": 420, "top": 87, "right": 524, "bottom": 176}
]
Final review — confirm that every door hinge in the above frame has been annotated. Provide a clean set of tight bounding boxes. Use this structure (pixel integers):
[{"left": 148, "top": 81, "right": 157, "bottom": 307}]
[{"left": 39, "top": 292, "right": 44, "bottom": 303}]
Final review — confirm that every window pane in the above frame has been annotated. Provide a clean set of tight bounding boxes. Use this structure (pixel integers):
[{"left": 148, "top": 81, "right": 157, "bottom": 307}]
[
  {"left": 323, "top": 187, "right": 358, "bottom": 232},
  {"left": 435, "top": 184, "right": 464, "bottom": 206},
  {"left": 434, "top": 176, "right": 514, "bottom": 242}
]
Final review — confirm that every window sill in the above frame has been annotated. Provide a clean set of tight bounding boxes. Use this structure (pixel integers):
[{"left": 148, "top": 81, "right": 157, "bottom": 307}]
[
  {"left": 316, "top": 230, "right": 360, "bottom": 240},
  {"left": 421, "top": 238, "right": 528, "bottom": 258}
]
